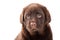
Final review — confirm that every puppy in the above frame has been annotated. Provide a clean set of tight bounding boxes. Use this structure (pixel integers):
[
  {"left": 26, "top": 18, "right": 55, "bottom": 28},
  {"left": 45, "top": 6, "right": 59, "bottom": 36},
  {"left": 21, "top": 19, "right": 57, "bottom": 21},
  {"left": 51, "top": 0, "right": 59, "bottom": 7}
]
[{"left": 15, "top": 3, "right": 53, "bottom": 40}]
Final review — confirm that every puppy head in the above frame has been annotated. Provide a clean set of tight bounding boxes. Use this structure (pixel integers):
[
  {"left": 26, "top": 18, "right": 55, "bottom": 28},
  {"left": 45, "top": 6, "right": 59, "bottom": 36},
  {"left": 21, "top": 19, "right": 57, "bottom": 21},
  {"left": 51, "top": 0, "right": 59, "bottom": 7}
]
[{"left": 20, "top": 3, "right": 51, "bottom": 35}]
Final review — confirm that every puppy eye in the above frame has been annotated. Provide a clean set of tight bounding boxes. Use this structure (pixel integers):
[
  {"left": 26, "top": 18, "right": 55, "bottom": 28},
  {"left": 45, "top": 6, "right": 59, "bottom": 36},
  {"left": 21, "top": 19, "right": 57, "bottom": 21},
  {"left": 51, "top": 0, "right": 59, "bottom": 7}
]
[
  {"left": 26, "top": 16, "right": 30, "bottom": 19},
  {"left": 37, "top": 14, "right": 42, "bottom": 18}
]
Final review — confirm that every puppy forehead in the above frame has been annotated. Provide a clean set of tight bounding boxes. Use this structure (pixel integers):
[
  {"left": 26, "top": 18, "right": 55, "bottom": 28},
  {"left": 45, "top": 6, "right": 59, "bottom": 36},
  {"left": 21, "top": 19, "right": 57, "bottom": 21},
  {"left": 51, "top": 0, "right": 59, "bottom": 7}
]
[
  {"left": 25, "top": 7, "right": 41, "bottom": 13},
  {"left": 25, "top": 8, "right": 43, "bottom": 16},
  {"left": 24, "top": 4, "right": 44, "bottom": 15}
]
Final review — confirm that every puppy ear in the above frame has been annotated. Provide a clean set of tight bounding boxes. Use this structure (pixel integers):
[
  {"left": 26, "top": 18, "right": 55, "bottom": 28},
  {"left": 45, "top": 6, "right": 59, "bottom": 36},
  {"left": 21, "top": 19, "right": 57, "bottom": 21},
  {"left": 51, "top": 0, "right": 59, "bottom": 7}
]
[
  {"left": 20, "top": 8, "right": 25, "bottom": 24},
  {"left": 20, "top": 13, "right": 23, "bottom": 24},
  {"left": 42, "top": 6, "right": 51, "bottom": 24}
]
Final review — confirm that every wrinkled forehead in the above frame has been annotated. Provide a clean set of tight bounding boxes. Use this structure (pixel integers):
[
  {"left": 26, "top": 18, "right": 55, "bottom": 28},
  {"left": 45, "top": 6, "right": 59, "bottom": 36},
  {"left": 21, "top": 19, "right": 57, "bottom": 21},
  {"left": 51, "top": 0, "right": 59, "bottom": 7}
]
[
  {"left": 24, "top": 7, "right": 44, "bottom": 15},
  {"left": 24, "top": 3, "right": 45, "bottom": 15}
]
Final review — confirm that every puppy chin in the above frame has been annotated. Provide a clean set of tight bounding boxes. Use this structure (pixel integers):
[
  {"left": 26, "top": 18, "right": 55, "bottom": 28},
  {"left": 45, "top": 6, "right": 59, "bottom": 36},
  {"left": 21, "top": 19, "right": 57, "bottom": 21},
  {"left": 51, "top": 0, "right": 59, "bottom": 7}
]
[{"left": 30, "top": 31, "right": 38, "bottom": 36}]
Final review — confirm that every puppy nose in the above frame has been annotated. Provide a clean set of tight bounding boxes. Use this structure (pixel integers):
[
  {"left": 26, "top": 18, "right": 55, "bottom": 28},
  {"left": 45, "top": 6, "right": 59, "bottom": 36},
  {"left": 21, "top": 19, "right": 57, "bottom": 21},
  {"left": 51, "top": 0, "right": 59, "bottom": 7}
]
[
  {"left": 30, "top": 18, "right": 37, "bottom": 25},
  {"left": 30, "top": 22, "right": 37, "bottom": 27},
  {"left": 30, "top": 22, "right": 36, "bottom": 25}
]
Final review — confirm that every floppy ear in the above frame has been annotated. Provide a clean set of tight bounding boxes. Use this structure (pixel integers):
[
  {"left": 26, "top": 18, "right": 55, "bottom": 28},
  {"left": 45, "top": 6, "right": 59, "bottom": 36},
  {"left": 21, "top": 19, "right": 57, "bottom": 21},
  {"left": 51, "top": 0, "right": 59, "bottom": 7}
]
[
  {"left": 20, "top": 13, "right": 23, "bottom": 24},
  {"left": 20, "top": 8, "right": 25, "bottom": 24},
  {"left": 42, "top": 6, "right": 51, "bottom": 25}
]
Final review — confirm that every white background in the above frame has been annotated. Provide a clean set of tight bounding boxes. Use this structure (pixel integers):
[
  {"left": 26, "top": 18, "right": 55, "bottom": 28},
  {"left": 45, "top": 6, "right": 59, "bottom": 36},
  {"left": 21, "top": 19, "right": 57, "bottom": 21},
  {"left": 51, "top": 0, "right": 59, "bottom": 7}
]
[{"left": 0, "top": 0, "right": 60, "bottom": 40}]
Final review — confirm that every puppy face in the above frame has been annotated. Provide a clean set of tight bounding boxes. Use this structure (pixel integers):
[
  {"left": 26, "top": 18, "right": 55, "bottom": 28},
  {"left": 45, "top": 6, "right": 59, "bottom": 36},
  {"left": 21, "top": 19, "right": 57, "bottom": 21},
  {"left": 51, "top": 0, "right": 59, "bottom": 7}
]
[
  {"left": 24, "top": 7, "right": 45, "bottom": 35},
  {"left": 20, "top": 3, "right": 51, "bottom": 35}
]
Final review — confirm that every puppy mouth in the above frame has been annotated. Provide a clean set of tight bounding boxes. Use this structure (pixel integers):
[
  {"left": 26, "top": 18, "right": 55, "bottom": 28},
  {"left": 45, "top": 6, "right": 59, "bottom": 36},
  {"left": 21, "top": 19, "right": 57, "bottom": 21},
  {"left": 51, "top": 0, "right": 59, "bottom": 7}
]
[
  {"left": 30, "top": 22, "right": 38, "bottom": 32},
  {"left": 32, "top": 29, "right": 38, "bottom": 32}
]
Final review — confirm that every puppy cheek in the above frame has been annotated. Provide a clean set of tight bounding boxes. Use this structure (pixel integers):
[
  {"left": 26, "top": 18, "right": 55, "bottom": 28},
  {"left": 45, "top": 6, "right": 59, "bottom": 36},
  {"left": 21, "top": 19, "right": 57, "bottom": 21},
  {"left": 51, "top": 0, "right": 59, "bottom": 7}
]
[
  {"left": 25, "top": 21, "right": 29, "bottom": 26},
  {"left": 26, "top": 21, "right": 32, "bottom": 30},
  {"left": 38, "top": 26, "right": 44, "bottom": 34}
]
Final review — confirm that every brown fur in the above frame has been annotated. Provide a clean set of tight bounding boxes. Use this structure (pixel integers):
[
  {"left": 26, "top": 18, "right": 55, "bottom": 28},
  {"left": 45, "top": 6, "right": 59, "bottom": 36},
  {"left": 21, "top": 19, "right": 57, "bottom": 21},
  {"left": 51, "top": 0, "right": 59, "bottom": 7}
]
[{"left": 15, "top": 3, "right": 53, "bottom": 40}]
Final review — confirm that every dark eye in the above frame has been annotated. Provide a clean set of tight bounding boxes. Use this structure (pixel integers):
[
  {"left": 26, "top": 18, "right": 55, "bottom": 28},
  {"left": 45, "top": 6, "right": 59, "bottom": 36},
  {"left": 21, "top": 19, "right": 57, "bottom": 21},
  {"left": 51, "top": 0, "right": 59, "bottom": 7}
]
[
  {"left": 26, "top": 15, "right": 30, "bottom": 19},
  {"left": 37, "top": 14, "right": 42, "bottom": 18}
]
